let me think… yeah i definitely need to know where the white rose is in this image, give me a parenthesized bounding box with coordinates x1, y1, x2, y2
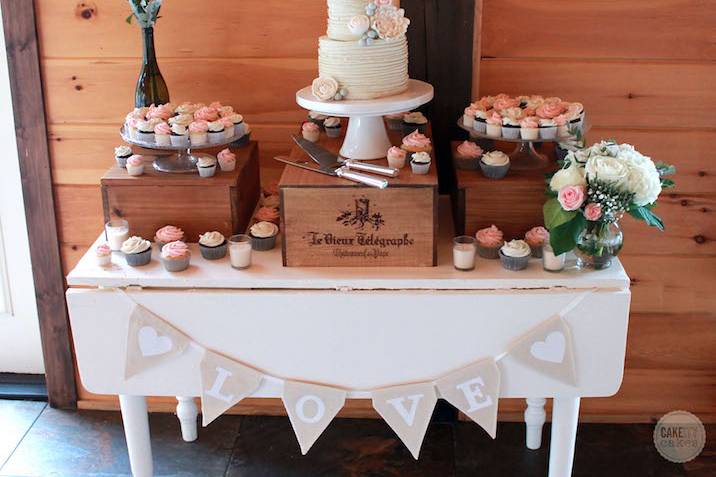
(311, 76, 339, 101)
(585, 154, 630, 186)
(347, 15, 371, 36)
(550, 161, 586, 192)
(625, 157, 662, 206)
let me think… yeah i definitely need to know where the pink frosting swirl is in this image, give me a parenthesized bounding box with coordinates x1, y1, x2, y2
(537, 102, 565, 119)
(525, 226, 549, 246)
(387, 146, 406, 161)
(154, 122, 171, 135)
(486, 111, 503, 125)
(476, 225, 504, 248)
(155, 225, 184, 243)
(217, 148, 236, 165)
(147, 104, 173, 121)
(302, 122, 320, 133)
(96, 243, 111, 256)
(464, 106, 478, 116)
(456, 140, 482, 158)
(520, 116, 539, 128)
(493, 97, 520, 111)
(194, 107, 219, 122)
(553, 114, 568, 126)
(189, 120, 209, 133)
(402, 130, 431, 148)
(208, 101, 223, 109)
(219, 116, 234, 129)
(255, 207, 280, 223)
(161, 241, 189, 259)
(127, 155, 143, 167)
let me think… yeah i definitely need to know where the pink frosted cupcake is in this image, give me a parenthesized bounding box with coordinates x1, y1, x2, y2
(455, 140, 483, 170)
(160, 241, 191, 272)
(194, 106, 219, 122)
(255, 206, 280, 225)
(217, 148, 237, 172)
(386, 146, 407, 169)
(147, 104, 173, 121)
(189, 120, 209, 146)
(554, 114, 569, 138)
(220, 117, 235, 139)
(154, 225, 185, 249)
(463, 105, 478, 128)
(525, 226, 550, 258)
(126, 155, 144, 176)
(520, 116, 539, 140)
(302, 122, 320, 142)
(475, 225, 504, 259)
(95, 243, 112, 267)
(154, 122, 171, 146)
(485, 111, 503, 138)
(401, 130, 432, 153)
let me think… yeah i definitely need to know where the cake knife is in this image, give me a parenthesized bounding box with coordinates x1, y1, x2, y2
(274, 156, 388, 189)
(291, 135, 399, 178)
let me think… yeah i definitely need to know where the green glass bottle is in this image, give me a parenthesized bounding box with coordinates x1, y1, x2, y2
(135, 26, 169, 107)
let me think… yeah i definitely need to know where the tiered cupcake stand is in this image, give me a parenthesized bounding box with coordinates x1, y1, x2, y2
(296, 79, 434, 160)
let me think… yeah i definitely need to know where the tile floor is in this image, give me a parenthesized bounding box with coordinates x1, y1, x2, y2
(0, 400, 712, 477)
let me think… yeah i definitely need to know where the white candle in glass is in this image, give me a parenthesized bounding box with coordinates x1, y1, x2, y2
(229, 234, 252, 270)
(105, 219, 129, 251)
(542, 243, 566, 272)
(453, 236, 477, 271)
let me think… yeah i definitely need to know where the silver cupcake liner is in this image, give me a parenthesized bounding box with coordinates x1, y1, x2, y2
(501, 126, 521, 139)
(530, 244, 544, 258)
(325, 127, 342, 138)
(124, 248, 152, 267)
(479, 161, 510, 179)
(161, 255, 190, 272)
(477, 244, 501, 260)
(499, 250, 530, 271)
(199, 242, 228, 260)
(251, 234, 277, 251)
(539, 127, 558, 140)
(473, 119, 487, 134)
(115, 156, 130, 168)
(170, 135, 190, 148)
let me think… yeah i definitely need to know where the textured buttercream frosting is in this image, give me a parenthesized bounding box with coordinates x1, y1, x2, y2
(327, 0, 371, 40)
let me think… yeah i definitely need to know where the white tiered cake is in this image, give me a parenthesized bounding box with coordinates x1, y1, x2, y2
(313, 0, 410, 101)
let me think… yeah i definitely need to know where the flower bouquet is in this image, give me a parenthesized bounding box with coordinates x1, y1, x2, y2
(543, 140, 675, 269)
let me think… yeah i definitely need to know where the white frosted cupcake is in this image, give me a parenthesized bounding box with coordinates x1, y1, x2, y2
(463, 106, 477, 128)
(169, 113, 193, 128)
(499, 240, 531, 271)
(539, 118, 558, 140)
(197, 156, 217, 178)
(199, 231, 227, 260)
(501, 117, 521, 139)
(473, 109, 488, 134)
(170, 124, 190, 148)
(410, 151, 432, 175)
(485, 111, 502, 138)
(208, 120, 226, 145)
(136, 120, 155, 143)
(479, 151, 510, 179)
(324, 117, 342, 138)
(250, 221, 279, 251)
(189, 121, 209, 146)
(126, 155, 145, 176)
(114, 145, 133, 168)
(386, 146, 407, 169)
(121, 236, 152, 267)
(154, 122, 171, 147)
(519, 116, 540, 140)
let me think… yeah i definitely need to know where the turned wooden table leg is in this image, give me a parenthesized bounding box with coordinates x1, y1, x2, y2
(119, 395, 153, 477)
(176, 396, 199, 442)
(524, 397, 547, 450)
(548, 397, 581, 477)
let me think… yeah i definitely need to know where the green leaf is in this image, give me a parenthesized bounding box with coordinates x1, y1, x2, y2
(661, 178, 675, 189)
(550, 214, 587, 256)
(656, 162, 676, 177)
(126, 14, 133, 24)
(543, 198, 577, 230)
(629, 205, 665, 231)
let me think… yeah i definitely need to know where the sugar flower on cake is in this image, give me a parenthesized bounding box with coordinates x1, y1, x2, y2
(372, 5, 410, 40)
(347, 15, 371, 36)
(312, 76, 340, 101)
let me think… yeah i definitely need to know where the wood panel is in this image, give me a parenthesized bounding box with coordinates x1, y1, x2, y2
(481, 0, 716, 61)
(480, 60, 716, 129)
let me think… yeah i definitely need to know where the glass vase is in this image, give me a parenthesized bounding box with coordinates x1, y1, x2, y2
(135, 27, 169, 107)
(575, 221, 624, 270)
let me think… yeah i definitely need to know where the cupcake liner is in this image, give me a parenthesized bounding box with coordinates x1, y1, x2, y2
(501, 126, 521, 139)
(326, 127, 341, 138)
(198, 165, 217, 178)
(219, 161, 236, 172)
(209, 132, 226, 145)
(387, 156, 406, 169)
(485, 124, 502, 138)
(190, 134, 208, 146)
(96, 255, 112, 267)
(200, 242, 228, 260)
(520, 128, 539, 141)
(170, 135, 190, 148)
(539, 126, 558, 140)
(411, 161, 431, 175)
(529, 244, 544, 258)
(477, 244, 501, 260)
(473, 120, 487, 134)
(127, 165, 144, 176)
(161, 255, 190, 272)
(115, 156, 129, 168)
(386, 118, 403, 131)
(251, 234, 277, 251)
(479, 161, 510, 179)
(224, 125, 235, 139)
(455, 155, 480, 170)
(499, 250, 530, 271)
(125, 248, 152, 267)
(136, 131, 154, 143)
(462, 115, 475, 128)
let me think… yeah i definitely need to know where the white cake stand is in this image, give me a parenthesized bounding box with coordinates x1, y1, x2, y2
(296, 79, 434, 160)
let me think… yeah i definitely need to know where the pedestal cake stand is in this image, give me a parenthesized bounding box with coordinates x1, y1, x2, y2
(120, 126, 250, 173)
(296, 79, 434, 160)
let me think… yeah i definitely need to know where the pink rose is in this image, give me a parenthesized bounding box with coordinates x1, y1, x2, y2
(376, 0, 394, 6)
(584, 203, 603, 221)
(558, 185, 586, 211)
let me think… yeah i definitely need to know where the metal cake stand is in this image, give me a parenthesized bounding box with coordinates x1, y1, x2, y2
(120, 126, 250, 173)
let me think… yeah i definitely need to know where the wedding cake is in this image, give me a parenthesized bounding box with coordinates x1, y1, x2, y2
(312, 0, 410, 101)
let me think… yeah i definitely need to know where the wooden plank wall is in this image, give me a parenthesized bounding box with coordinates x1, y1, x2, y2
(477, 0, 716, 422)
(35, 0, 715, 421)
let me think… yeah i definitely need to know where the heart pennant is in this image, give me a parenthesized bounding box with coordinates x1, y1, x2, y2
(508, 315, 577, 386)
(435, 358, 500, 438)
(125, 304, 191, 379)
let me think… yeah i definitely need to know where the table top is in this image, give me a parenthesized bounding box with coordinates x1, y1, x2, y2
(67, 197, 629, 291)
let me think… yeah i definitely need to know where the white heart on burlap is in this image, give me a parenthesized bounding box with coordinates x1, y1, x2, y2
(137, 326, 173, 357)
(530, 331, 566, 364)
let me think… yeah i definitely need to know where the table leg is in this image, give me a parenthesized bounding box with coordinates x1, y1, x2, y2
(119, 395, 154, 477)
(524, 398, 547, 450)
(176, 396, 199, 442)
(548, 397, 581, 477)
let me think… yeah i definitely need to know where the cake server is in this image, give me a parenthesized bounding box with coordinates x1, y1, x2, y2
(292, 136, 399, 178)
(274, 156, 389, 189)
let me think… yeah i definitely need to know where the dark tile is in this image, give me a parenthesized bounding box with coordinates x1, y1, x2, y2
(0, 400, 46, 468)
(683, 424, 715, 477)
(1, 407, 240, 477)
(227, 416, 455, 477)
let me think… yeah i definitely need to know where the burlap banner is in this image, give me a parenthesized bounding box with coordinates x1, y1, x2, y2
(282, 382, 347, 454)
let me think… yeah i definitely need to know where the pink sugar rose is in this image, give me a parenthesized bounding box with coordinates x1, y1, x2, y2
(584, 203, 603, 221)
(558, 185, 586, 211)
(376, 0, 394, 5)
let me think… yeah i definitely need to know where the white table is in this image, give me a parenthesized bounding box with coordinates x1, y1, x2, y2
(66, 200, 630, 477)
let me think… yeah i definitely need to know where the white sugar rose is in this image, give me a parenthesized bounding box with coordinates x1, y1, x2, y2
(550, 160, 586, 192)
(625, 155, 662, 206)
(311, 76, 339, 101)
(347, 15, 371, 36)
(585, 154, 630, 186)
(372, 6, 410, 40)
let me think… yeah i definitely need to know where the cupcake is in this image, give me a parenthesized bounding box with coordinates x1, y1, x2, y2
(217, 148, 237, 172)
(218, 105, 235, 117)
(126, 155, 145, 176)
(455, 140, 483, 170)
(160, 241, 191, 272)
(475, 225, 503, 259)
(169, 113, 194, 128)
(519, 116, 539, 141)
(263, 181, 280, 196)
(485, 111, 502, 138)
(539, 118, 558, 140)
(385, 112, 407, 130)
(199, 231, 227, 260)
(170, 124, 190, 148)
(480, 151, 510, 179)
(554, 114, 570, 138)
(154, 225, 184, 249)
(473, 109, 488, 134)
(255, 206, 280, 225)
(114, 145, 133, 168)
(525, 226, 550, 258)
(220, 117, 235, 139)
(302, 122, 321, 142)
(189, 120, 209, 146)
(250, 221, 279, 251)
(121, 236, 152, 267)
(401, 130, 432, 153)
(95, 243, 112, 267)
(125, 115, 140, 139)
(501, 117, 521, 139)
(197, 156, 217, 177)
(324, 117, 342, 138)
(499, 240, 531, 271)
(226, 113, 246, 137)
(194, 106, 219, 122)
(566, 102, 584, 130)
(387, 146, 407, 169)
(233, 123, 251, 146)
(208, 120, 226, 145)
(174, 102, 198, 116)
(148, 104, 172, 121)
(307, 111, 328, 129)
(463, 106, 477, 128)
(261, 194, 281, 208)
(154, 122, 172, 147)
(410, 152, 432, 175)
(136, 120, 155, 143)
(402, 112, 428, 136)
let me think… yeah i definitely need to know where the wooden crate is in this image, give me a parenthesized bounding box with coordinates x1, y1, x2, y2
(451, 141, 557, 240)
(101, 142, 260, 242)
(280, 127, 438, 267)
